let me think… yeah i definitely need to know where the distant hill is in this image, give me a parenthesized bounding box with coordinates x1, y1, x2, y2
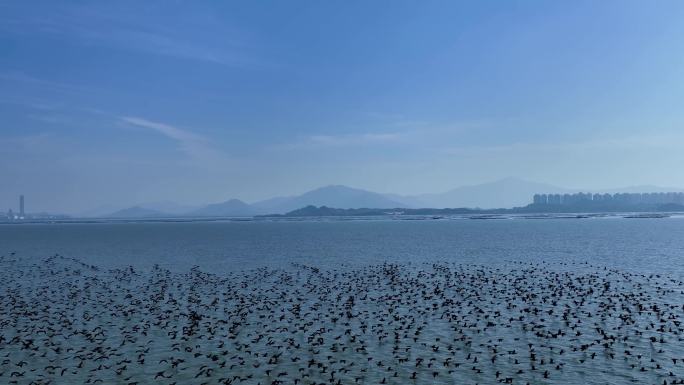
(190, 199, 255, 217)
(138, 201, 200, 214)
(107, 206, 167, 218)
(282, 205, 392, 217)
(380, 193, 427, 208)
(413, 177, 571, 209)
(88, 179, 684, 218)
(277, 205, 478, 217)
(596, 185, 684, 194)
(79, 204, 123, 218)
(251, 185, 407, 214)
(250, 196, 295, 213)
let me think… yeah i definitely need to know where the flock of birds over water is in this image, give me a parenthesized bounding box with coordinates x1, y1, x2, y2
(1, 253, 684, 384)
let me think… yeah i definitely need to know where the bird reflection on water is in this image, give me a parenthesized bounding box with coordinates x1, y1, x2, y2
(1, 254, 684, 384)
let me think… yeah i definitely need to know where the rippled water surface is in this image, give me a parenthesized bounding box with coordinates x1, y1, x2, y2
(1, 218, 684, 384)
(2, 218, 684, 273)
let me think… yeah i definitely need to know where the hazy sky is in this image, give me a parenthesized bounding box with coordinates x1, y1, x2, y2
(2, 1, 684, 213)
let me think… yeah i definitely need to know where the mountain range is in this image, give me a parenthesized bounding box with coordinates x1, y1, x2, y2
(97, 178, 684, 218)
(105, 185, 405, 218)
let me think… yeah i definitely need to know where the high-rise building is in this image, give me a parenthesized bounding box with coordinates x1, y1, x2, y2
(532, 192, 684, 206)
(533, 194, 547, 204)
(548, 194, 561, 204)
(19, 195, 24, 217)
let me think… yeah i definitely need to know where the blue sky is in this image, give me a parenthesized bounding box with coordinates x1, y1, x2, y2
(2, 1, 684, 213)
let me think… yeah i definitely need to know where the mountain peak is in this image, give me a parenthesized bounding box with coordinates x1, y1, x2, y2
(251, 185, 406, 213)
(96, 178, 684, 218)
(190, 198, 254, 217)
(311, 185, 363, 192)
(416, 178, 570, 209)
(107, 206, 166, 218)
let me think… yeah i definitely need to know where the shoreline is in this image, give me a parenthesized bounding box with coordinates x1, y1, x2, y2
(1, 211, 682, 225)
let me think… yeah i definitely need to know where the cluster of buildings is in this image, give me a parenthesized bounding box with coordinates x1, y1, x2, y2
(532, 192, 684, 206)
(2, 195, 26, 221)
(2, 195, 69, 222)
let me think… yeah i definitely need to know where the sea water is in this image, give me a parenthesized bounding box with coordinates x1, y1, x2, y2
(1, 217, 684, 384)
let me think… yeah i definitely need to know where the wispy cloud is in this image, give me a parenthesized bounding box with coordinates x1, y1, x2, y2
(440, 130, 684, 155)
(275, 120, 481, 151)
(0, 71, 101, 111)
(0, 71, 75, 89)
(307, 132, 405, 147)
(274, 131, 407, 151)
(0, 4, 255, 66)
(121, 117, 224, 162)
(0, 133, 55, 151)
(0, 71, 90, 97)
(74, 24, 249, 66)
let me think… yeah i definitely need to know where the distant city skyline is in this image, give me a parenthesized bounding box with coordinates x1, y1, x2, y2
(4, 178, 684, 216)
(533, 192, 684, 206)
(3, 1, 684, 213)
